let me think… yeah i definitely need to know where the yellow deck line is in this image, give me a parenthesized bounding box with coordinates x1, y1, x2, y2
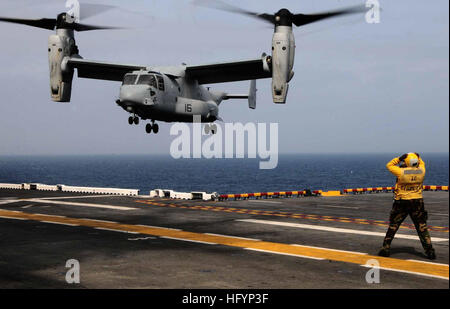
(0, 209, 448, 280)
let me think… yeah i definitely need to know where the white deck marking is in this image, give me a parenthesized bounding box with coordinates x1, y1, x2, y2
(245, 248, 325, 260)
(360, 264, 449, 280)
(237, 219, 449, 242)
(0, 215, 27, 220)
(406, 260, 449, 267)
(40, 221, 79, 227)
(160, 236, 218, 245)
(37, 214, 67, 218)
(26, 199, 136, 210)
(0, 200, 17, 205)
(291, 244, 368, 255)
(128, 236, 157, 241)
(83, 219, 117, 224)
(204, 233, 261, 241)
(135, 224, 181, 231)
(40, 195, 121, 200)
(95, 227, 139, 234)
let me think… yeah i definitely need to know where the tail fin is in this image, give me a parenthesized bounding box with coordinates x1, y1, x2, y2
(248, 80, 256, 109)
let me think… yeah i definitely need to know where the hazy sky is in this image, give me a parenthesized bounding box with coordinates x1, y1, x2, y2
(0, 0, 448, 155)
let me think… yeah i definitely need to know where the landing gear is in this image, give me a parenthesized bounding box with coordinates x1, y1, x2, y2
(145, 123, 152, 134)
(145, 121, 159, 134)
(128, 115, 139, 125)
(129, 114, 159, 134)
(204, 123, 217, 135)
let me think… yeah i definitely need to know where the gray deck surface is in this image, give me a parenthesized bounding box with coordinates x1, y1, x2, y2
(0, 189, 448, 288)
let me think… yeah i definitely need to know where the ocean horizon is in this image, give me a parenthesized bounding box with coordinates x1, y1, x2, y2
(0, 153, 448, 194)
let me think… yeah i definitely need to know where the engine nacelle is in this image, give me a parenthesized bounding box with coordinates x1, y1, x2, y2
(48, 29, 76, 102)
(271, 26, 295, 104)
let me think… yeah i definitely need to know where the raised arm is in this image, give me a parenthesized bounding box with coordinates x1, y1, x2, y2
(386, 157, 402, 177)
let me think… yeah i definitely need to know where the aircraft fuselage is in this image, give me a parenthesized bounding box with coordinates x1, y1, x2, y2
(117, 70, 220, 123)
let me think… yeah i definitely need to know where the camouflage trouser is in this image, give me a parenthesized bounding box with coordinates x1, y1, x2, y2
(382, 199, 433, 251)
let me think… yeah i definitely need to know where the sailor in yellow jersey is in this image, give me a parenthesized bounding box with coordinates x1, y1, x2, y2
(379, 153, 436, 259)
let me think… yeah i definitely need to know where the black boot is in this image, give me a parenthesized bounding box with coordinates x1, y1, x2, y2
(378, 246, 390, 257)
(425, 248, 436, 260)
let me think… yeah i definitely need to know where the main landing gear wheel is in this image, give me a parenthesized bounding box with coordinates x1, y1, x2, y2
(153, 123, 159, 134)
(145, 123, 152, 134)
(129, 116, 139, 125)
(145, 122, 159, 134)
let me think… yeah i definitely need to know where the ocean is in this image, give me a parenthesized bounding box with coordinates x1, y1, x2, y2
(0, 154, 448, 194)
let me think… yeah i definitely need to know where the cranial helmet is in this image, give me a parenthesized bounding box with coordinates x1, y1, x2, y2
(404, 153, 419, 167)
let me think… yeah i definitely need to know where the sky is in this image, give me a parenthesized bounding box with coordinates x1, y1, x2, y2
(0, 0, 448, 155)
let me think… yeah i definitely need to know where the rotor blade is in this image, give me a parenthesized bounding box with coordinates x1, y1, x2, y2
(0, 17, 56, 30)
(72, 23, 122, 32)
(292, 5, 367, 27)
(79, 3, 116, 20)
(192, 0, 274, 24)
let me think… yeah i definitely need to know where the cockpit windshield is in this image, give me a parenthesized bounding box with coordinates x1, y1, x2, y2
(122, 74, 137, 85)
(137, 74, 157, 88)
(156, 75, 165, 91)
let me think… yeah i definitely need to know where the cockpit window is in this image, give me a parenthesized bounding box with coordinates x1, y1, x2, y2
(156, 75, 165, 91)
(122, 74, 137, 85)
(137, 74, 157, 88)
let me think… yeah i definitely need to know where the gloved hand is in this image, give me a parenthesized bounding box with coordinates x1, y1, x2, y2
(399, 153, 408, 161)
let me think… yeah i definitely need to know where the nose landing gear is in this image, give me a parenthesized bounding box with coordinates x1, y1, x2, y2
(128, 115, 139, 125)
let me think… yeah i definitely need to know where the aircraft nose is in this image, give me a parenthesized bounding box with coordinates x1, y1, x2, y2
(119, 85, 150, 104)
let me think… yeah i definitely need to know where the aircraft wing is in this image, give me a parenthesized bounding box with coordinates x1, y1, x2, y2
(66, 58, 147, 82)
(185, 57, 271, 84)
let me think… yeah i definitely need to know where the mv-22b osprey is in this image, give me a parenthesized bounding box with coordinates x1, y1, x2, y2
(0, 2, 365, 134)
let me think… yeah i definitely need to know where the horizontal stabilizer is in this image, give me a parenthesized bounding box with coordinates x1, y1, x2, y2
(222, 80, 257, 109)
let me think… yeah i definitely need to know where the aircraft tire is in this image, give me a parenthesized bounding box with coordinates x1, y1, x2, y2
(146, 123, 152, 134)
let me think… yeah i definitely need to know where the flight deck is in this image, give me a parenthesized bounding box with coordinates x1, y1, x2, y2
(0, 188, 448, 288)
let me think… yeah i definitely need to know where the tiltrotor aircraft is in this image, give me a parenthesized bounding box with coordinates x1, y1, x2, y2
(0, 1, 365, 134)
